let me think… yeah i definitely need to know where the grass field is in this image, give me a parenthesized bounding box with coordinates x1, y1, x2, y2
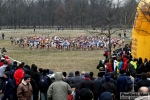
(0, 29, 132, 75)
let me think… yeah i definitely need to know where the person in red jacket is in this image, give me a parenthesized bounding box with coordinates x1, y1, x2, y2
(0, 58, 5, 66)
(122, 55, 128, 71)
(105, 60, 113, 72)
(5, 55, 10, 65)
(14, 63, 25, 85)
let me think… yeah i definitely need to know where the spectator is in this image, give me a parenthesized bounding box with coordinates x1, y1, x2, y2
(127, 60, 136, 77)
(38, 68, 43, 76)
(13, 64, 25, 85)
(116, 70, 127, 99)
(105, 59, 113, 72)
(0, 57, 5, 66)
(79, 73, 94, 92)
(2, 33, 5, 39)
(79, 88, 93, 100)
(81, 71, 85, 79)
(39, 69, 52, 100)
(17, 74, 32, 100)
(126, 71, 134, 92)
(96, 60, 105, 71)
(47, 72, 72, 100)
(138, 86, 149, 93)
(62, 71, 67, 80)
(30, 64, 40, 100)
(100, 76, 117, 98)
(135, 73, 150, 91)
(99, 92, 113, 100)
(65, 72, 74, 84)
(89, 72, 95, 81)
(93, 72, 103, 100)
(71, 71, 84, 100)
(68, 84, 76, 100)
(0, 71, 15, 100)
(0, 61, 7, 90)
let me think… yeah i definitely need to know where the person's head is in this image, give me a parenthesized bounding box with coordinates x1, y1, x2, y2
(75, 71, 80, 76)
(42, 69, 47, 75)
(70, 84, 76, 91)
(24, 74, 31, 83)
(62, 72, 67, 77)
(141, 73, 147, 80)
(68, 72, 74, 77)
(38, 68, 43, 73)
(84, 73, 90, 78)
(105, 76, 110, 82)
(100, 92, 113, 100)
(13, 61, 17, 66)
(138, 87, 149, 93)
(18, 63, 23, 68)
(54, 72, 63, 81)
(31, 64, 37, 71)
(81, 71, 85, 76)
(24, 65, 30, 70)
(21, 62, 25, 67)
(4, 71, 10, 79)
(90, 72, 94, 77)
(126, 71, 131, 76)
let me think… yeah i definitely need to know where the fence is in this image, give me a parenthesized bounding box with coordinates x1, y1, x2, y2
(0, 29, 132, 34)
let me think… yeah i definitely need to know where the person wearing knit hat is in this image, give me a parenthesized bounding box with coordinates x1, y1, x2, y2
(79, 73, 94, 93)
(100, 76, 117, 99)
(23, 74, 30, 81)
(0, 71, 15, 100)
(105, 76, 110, 82)
(100, 92, 113, 100)
(17, 74, 32, 100)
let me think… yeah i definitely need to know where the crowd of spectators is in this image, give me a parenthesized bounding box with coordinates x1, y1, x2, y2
(0, 42, 150, 100)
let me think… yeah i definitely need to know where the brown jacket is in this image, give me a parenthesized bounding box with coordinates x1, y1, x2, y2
(17, 79, 33, 100)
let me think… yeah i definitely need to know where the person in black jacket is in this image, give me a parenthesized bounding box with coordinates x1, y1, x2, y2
(100, 76, 117, 99)
(93, 72, 103, 100)
(30, 64, 40, 100)
(135, 72, 150, 92)
(0, 71, 15, 100)
(89, 72, 95, 81)
(39, 69, 52, 100)
(65, 72, 74, 84)
(71, 71, 84, 100)
(79, 73, 94, 92)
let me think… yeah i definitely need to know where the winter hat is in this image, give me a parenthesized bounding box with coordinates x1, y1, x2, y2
(68, 72, 74, 77)
(100, 92, 112, 100)
(84, 73, 90, 77)
(24, 74, 30, 80)
(4, 71, 10, 77)
(105, 76, 110, 82)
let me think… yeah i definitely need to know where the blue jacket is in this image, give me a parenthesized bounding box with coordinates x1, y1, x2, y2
(116, 74, 126, 93)
(2, 78, 15, 95)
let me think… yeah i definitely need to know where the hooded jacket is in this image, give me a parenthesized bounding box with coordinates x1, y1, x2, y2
(47, 72, 72, 100)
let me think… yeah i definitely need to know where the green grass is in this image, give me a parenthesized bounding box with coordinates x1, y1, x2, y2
(0, 29, 132, 75)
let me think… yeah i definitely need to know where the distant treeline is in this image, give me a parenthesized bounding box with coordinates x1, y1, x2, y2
(0, 0, 137, 29)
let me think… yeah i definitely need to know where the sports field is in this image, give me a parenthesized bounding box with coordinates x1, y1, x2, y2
(0, 29, 132, 75)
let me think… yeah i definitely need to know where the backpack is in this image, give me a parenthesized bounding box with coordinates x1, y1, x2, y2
(39, 76, 48, 87)
(125, 76, 133, 92)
